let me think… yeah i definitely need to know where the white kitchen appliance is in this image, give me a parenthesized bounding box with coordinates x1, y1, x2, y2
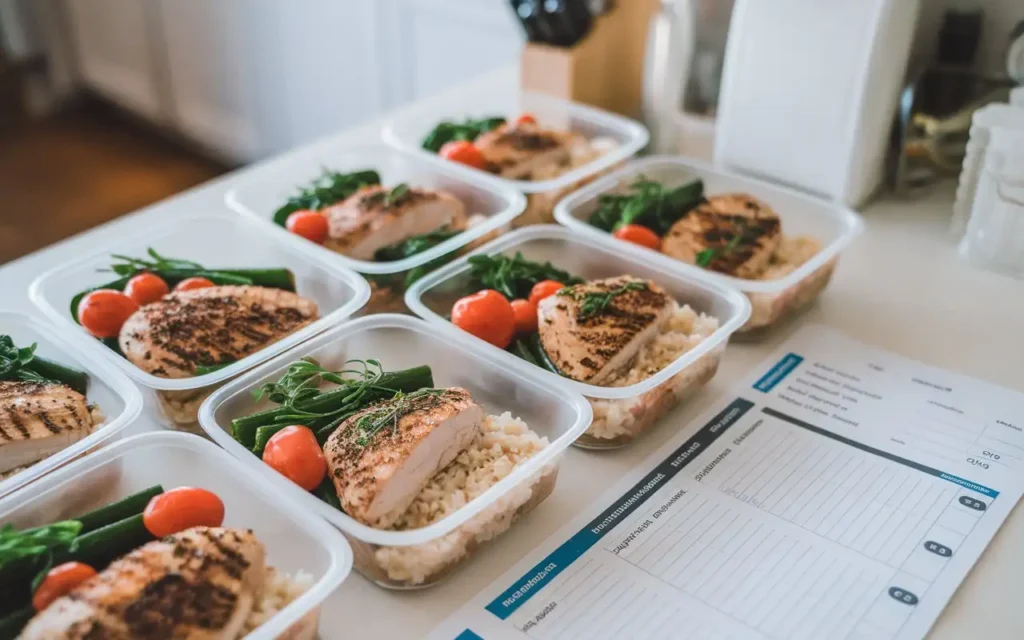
(713, 0, 921, 208)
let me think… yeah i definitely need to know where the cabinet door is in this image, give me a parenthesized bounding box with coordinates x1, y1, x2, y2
(380, 0, 523, 106)
(63, 0, 167, 121)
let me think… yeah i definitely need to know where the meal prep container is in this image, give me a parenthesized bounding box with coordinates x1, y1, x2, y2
(382, 89, 649, 224)
(0, 310, 142, 498)
(555, 156, 864, 335)
(405, 226, 751, 449)
(29, 213, 370, 431)
(0, 432, 353, 640)
(199, 314, 592, 589)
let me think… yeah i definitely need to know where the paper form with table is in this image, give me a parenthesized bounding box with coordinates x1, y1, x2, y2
(431, 325, 1024, 640)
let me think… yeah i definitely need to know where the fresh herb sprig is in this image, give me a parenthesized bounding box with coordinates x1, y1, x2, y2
(695, 219, 749, 268)
(351, 388, 447, 446)
(422, 117, 507, 153)
(468, 252, 583, 300)
(0, 521, 81, 568)
(0, 337, 53, 386)
(255, 358, 391, 414)
(273, 168, 381, 226)
(558, 280, 648, 320)
(362, 183, 412, 209)
(588, 177, 705, 235)
(106, 248, 203, 277)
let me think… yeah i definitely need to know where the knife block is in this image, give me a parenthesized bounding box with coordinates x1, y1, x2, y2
(520, 0, 657, 117)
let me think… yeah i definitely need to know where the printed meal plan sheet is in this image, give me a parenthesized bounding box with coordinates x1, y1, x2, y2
(430, 325, 1024, 640)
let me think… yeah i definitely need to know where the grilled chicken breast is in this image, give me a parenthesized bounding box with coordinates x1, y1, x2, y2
(0, 381, 92, 473)
(474, 122, 575, 179)
(119, 285, 318, 378)
(20, 527, 266, 640)
(322, 185, 467, 260)
(661, 193, 782, 279)
(324, 387, 483, 527)
(537, 276, 675, 385)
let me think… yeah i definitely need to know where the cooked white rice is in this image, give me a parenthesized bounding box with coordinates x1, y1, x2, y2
(241, 567, 315, 637)
(372, 412, 550, 585)
(586, 304, 721, 442)
(744, 235, 831, 331)
(759, 234, 823, 281)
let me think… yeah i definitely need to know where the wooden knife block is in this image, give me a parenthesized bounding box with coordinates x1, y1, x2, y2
(520, 0, 657, 117)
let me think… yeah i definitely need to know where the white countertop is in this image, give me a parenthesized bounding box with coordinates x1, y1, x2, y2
(3, 68, 1024, 639)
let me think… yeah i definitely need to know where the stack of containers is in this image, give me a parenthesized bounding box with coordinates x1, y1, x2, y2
(0, 311, 142, 499)
(29, 214, 371, 431)
(200, 314, 592, 588)
(0, 432, 353, 639)
(555, 156, 864, 335)
(226, 143, 528, 314)
(405, 226, 750, 449)
(382, 89, 650, 227)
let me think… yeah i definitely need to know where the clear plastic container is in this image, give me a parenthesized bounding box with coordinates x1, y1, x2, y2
(29, 213, 370, 430)
(382, 89, 649, 226)
(0, 310, 143, 498)
(555, 156, 864, 335)
(0, 432, 352, 640)
(199, 314, 591, 589)
(404, 226, 751, 449)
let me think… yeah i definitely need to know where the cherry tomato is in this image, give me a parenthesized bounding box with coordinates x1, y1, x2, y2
(439, 141, 487, 170)
(32, 562, 97, 611)
(262, 426, 326, 492)
(77, 290, 139, 338)
(514, 113, 537, 126)
(174, 277, 215, 292)
(285, 210, 329, 244)
(143, 487, 225, 538)
(451, 289, 516, 349)
(528, 280, 565, 307)
(613, 224, 661, 251)
(510, 299, 538, 334)
(124, 272, 169, 305)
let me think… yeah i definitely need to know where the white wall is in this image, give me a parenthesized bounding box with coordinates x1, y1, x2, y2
(913, 0, 1023, 73)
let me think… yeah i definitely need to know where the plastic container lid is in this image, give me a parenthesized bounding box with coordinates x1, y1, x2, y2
(29, 213, 370, 391)
(554, 155, 864, 294)
(0, 310, 143, 498)
(225, 143, 527, 275)
(405, 225, 751, 400)
(199, 314, 592, 547)
(382, 89, 650, 194)
(0, 431, 352, 639)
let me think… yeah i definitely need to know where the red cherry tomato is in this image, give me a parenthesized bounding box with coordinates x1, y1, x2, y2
(510, 299, 538, 334)
(174, 277, 215, 292)
(285, 210, 329, 244)
(77, 290, 138, 338)
(514, 113, 537, 126)
(451, 289, 516, 349)
(32, 562, 97, 611)
(143, 487, 225, 538)
(439, 141, 487, 170)
(124, 272, 169, 305)
(262, 426, 326, 492)
(528, 280, 565, 307)
(613, 224, 661, 251)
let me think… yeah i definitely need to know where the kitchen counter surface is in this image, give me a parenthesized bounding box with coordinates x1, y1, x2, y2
(3, 67, 1023, 639)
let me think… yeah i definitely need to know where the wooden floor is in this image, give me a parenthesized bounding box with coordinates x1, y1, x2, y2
(0, 101, 227, 264)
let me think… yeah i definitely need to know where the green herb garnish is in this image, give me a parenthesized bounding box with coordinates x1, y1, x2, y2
(351, 388, 447, 446)
(0, 521, 81, 568)
(694, 219, 749, 270)
(468, 252, 583, 300)
(0, 337, 54, 386)
(588, 176, 704, 235)
(272, 168, 381, 226)
(558, 280, 648, 320)
(106, 248, 204, 277)
(422, 117, 506, 153)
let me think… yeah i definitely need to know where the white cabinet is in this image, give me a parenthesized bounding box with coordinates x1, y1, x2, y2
(63, 0, 167, 121)
(379, 0, 523, 106)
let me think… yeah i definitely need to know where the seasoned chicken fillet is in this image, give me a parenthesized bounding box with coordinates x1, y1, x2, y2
(324, 387, 483, 527)
(537, 276, 675, 385)
(119, 285, 318, 378)
(20, 527, 266, 640)
(661, 193, 782, 279)
(0, 381, 92, 474)
(474, 122, 575, 179)
(322, 184, 467, 260)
